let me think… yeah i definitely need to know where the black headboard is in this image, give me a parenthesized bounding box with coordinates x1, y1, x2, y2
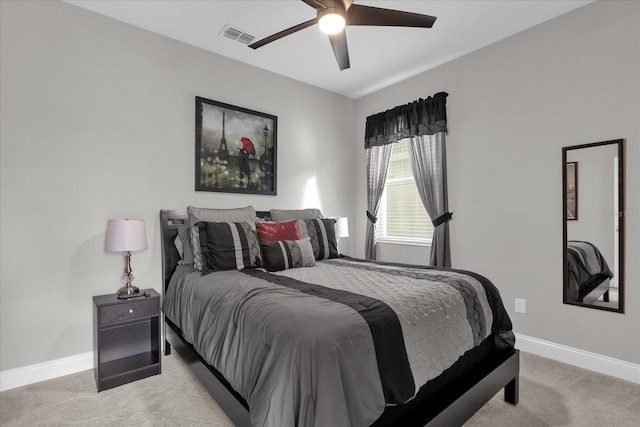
(159, 209, 188, 295)
(159, 209, 270, 297)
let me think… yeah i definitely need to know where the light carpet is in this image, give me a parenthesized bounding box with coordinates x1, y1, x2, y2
(1, 352, 638, 426)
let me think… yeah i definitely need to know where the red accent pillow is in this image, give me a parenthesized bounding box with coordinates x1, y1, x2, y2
(255, 220, 301, 243)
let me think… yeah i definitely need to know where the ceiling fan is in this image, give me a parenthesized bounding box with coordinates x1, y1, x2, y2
(248, 0, 437, 71)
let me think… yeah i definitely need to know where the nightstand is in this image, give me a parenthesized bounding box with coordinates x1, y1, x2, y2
(93, 289, 161, 391)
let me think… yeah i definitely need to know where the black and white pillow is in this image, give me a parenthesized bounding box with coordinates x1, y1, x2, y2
(261, 238, 316, 272)
(298, 218, 339, 260)
(197, 221, 262, 271)
(187, 206, 258, 270)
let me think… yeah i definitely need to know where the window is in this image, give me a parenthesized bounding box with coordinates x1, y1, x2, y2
(377, 141, 434, 244)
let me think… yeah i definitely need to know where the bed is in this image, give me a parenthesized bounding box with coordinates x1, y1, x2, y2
(160, 208, 519, 427)
(566, 240, 614, 304)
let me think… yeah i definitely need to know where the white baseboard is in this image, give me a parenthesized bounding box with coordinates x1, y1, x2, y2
(515, 333, 640, 384)
(1, 335, 638, 392)
(0, 351, 93, 392)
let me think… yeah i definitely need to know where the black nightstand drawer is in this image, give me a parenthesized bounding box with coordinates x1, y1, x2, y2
(100, 298, 158, 324)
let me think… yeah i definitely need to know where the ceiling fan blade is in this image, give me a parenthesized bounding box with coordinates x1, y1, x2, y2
(313, 0, 353, 11)
(328, 31, 350, 70)
(301, 0, 326, 9)
(346, 4, 436, 28)
(249, 18, 318, 49)
(340, 0, 354, 11)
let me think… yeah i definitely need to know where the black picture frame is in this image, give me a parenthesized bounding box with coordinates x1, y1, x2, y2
(565, 162, 578, 220)
(195, 97, 277, 195)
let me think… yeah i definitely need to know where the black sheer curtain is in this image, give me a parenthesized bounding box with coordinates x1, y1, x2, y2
(364, 92, 451, 267)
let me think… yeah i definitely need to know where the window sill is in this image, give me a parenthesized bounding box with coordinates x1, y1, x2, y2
(377, 238, 432, 247)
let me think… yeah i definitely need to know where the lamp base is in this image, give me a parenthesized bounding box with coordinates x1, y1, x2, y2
(117, 284, 141, 299)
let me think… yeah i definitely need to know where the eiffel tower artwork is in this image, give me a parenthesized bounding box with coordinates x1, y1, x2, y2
(218, 111, 229, 161)
(195, 97, 277, 195)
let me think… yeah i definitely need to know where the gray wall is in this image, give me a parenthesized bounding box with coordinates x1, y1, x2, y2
(0, 1, 356, 371)
(354, 1, 639, 364)
(1, 0, 638, 373)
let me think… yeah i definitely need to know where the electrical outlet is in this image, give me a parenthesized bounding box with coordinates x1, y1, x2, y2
(515, 298, 527, 314)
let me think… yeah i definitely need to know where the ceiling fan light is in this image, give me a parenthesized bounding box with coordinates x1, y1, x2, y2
(318, 9, 346, 35)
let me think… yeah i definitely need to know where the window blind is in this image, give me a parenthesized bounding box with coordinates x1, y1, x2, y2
(379, 142, 434, 242)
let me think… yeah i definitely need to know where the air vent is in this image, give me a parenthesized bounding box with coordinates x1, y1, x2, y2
(221, 24, 255, 45)
(237, 33, 255, 45)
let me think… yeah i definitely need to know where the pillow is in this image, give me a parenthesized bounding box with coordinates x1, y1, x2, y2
(255, 220, 301, 243)
(187, 206, 258, 270)
(197, 221, 262, 271)
(270, 208, 323, 222)
(173, 227, 194, 264)
(298, 218, 339, 260)
(261, 238, 316, 272)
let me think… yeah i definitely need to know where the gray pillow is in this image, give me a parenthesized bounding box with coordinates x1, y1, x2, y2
(270, 208, 323, 222)
(174, 226, 194, 265)
(187, 206, 257, 270)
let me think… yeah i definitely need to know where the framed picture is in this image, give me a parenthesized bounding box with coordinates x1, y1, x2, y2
(195, 97, 277, 195)
(566, 162, 578, 220)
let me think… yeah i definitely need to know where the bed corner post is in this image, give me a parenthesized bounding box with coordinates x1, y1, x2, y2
(504, 349, 520, 405)
(505, 376, 519, 405)
(164, 333, 172, 356)
(160, 209, 170, 356)
(160, 209, 189, 357)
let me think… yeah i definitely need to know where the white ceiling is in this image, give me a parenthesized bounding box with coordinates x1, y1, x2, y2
(65, 0, 592, 99)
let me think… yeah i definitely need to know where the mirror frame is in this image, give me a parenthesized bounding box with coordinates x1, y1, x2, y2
(562, 139, 625, 313)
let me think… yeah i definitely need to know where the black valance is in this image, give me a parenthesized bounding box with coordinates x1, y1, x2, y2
(364, 92, 448, 149)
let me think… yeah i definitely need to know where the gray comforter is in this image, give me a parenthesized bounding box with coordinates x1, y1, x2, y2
(163, 257, 514, 427)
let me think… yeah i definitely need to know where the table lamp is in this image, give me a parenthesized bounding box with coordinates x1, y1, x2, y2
(105, 219, 148, 298)
(334, 217, 349, 239)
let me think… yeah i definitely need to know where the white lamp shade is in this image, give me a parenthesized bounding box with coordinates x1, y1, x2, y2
(105, 219, 148, 252)
(334, 217, 349, 238)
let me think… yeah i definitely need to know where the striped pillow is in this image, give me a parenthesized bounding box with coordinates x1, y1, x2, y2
(261, 238, 316, 272)
(197, 221, 262, 271)
(298, 218, 339, 260)
(187, 206, 258, 270)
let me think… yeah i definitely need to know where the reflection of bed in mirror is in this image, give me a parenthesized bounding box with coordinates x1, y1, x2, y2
(566, 240, 613, 304)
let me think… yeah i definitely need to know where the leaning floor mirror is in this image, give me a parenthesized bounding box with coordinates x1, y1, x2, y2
(562, 139, 625, 313)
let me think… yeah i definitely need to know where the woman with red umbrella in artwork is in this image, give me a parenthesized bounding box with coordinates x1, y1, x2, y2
(238, 137, 255, 188)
